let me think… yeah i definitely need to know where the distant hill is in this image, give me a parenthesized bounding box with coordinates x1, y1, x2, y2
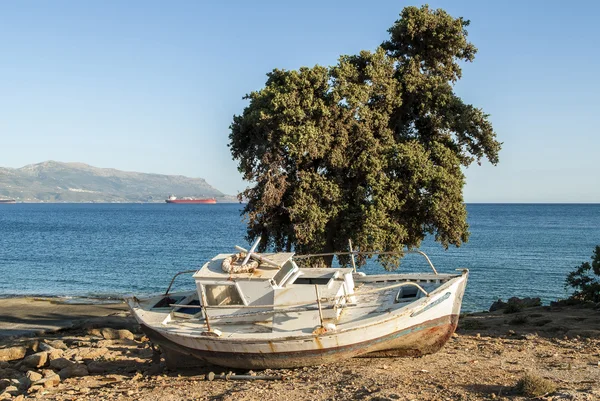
(0, 161, 236, 203)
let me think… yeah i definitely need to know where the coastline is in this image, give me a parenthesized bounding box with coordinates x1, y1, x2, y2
(0, 297, 129, 339)
(0, 297, 598, 400)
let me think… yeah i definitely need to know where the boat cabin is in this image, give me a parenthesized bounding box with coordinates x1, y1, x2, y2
(170, 253, 356, 326)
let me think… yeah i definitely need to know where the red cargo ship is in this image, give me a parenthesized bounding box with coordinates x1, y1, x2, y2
(165, 196, 216, 204)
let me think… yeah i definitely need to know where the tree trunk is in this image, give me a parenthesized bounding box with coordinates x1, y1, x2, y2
(322, 220, 336, 267)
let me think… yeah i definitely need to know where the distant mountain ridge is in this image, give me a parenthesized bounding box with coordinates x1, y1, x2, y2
(0, 161, 234, 203)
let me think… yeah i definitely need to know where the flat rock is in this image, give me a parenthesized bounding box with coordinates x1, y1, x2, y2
(59, 364, 88, 379)
(97, 328, 135, 340)
(85, 361, 107, 374)
(37, 343, 53, 353)
(97, 339, 138, 347)
(33, 374, 60, 389)
(27, 384, 43, 394)
(44, 340, 68, 351)
(0, 347, 27, 362)
(49, 357, 74, 370)
(25, 371, 42, 382)
(565, 329, 600, 339)
(65, 347, 108, 360)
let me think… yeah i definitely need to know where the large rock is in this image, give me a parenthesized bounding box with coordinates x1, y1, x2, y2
(3, 384, 19, 396)
(12, 376, 29, 392)
(0, 347, 27, 362)
(489, 297, 541, 312)
(24, 340, 39, 353)
(0, 368, 22, 380)
(33, 374, 60, 389)
(59, 364, 88, 379)
(22, 352, 48, 369)
(48, 349, 64, 362)
(0, 379, 9, 390)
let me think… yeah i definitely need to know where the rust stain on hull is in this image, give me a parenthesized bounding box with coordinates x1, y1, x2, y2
(140, 314, 459, 370)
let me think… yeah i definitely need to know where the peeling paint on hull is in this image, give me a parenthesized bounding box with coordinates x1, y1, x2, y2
(141, 314, 459, 369)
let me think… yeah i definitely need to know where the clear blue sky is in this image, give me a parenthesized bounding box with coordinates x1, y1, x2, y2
(1, 0, 598, 202)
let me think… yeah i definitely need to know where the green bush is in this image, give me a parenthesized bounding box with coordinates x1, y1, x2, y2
(565, 245, 600, 303)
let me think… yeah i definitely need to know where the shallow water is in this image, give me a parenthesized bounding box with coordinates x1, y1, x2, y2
(0, 203, 598, 311)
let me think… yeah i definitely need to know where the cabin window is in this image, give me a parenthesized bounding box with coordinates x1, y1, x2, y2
(203, 284, 244, 306)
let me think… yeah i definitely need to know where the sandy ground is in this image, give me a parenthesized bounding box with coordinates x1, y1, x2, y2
(0, 297, 599, 400)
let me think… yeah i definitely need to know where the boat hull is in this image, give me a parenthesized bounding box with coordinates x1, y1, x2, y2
(140, 314, 458, 369)
(165, 199, 216, 204)
(128, 273, 467, 369)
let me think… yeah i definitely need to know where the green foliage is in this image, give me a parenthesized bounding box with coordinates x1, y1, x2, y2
(565, 245, 600, 303)
(229, 5, 501, 269)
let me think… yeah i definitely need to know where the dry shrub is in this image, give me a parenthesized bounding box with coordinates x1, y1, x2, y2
(508, 315, 528, 325)
(459, 319, 488, 331)
(514, 373, 556, 397)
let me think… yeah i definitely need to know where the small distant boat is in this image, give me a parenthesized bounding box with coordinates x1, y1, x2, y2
(165, 195, 216, 204)
(0, 199, 16, 204)
(126, 240, 468, 369)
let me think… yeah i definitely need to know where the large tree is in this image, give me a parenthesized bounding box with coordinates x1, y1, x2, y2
(229, 5, 501, 269)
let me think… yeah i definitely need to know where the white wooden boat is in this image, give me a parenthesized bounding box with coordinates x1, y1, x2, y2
(125, 243, 468, 369)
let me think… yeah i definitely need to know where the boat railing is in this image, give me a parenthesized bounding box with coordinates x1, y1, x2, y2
(169, 281, 430, 313)
(166, 279, 435, 335)
(293, 250, 438, 275)
(164, 270, 197, 296)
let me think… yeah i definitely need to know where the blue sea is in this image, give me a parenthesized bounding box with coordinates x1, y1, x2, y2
(0, 203, 599, 312)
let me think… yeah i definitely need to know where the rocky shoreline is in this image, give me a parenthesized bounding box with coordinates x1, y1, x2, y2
(1, 298, 599, 400)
